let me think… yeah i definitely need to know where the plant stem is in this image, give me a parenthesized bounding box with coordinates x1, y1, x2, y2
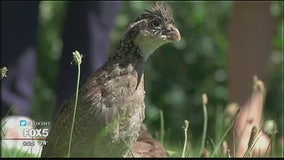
(182, 120, 189, 158)
(68, 61, 81, 157)
(160, 110, 164, 145)
(199, 94, 208, 156)
(211, 108, 240, 157)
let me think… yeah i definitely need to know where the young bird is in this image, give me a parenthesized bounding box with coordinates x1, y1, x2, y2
(41, 2, 180, 157)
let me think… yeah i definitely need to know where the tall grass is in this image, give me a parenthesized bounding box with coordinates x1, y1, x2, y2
(67, 51, 83, 157)
(182, 120, 189, 157)
(211, 106, 240, 157)
(199, 93, 208, 156)
(159, 110, 165, 145)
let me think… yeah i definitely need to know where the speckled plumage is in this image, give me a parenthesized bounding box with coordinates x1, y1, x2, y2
(132, 124, 167, 157)
(41, 2, 180, 157)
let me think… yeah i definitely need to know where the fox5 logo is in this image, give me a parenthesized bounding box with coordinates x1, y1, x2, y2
(23, 128, 49, 137)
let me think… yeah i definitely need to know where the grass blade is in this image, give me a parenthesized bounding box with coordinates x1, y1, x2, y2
(199, 94, 208, 156)
(67, 51, 82, 157)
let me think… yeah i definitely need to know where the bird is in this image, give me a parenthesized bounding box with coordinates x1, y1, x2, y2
(132, 124, 167, 157)
(41, 1, 180, 157)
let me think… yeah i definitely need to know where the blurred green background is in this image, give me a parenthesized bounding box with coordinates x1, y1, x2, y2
(30, 1, 282, 156)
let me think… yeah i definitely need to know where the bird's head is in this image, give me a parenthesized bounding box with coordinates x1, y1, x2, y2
(127, 2, 181, 60)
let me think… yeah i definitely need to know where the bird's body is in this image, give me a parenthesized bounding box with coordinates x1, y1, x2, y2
(42, 53, 145, 157)
(41, 2, 180, 157)
(132, 124, 167, 157)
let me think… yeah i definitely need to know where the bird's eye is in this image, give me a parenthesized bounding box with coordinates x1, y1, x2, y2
(150, 19, 160, 28)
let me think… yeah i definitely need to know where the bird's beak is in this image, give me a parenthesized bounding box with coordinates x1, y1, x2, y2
(166, 24, 181, 42)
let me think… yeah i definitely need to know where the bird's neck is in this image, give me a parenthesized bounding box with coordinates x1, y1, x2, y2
(109, 28, 164, 62)
(109, 36, 144, 62)
(107, 35, 145, 90)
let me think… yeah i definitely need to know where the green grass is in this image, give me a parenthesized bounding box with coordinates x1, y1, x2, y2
(199, 94, 208, 156)
(182, 120, 189, 157)
(1, 146, 38, 158)
(1, 98, 281, 158)
(67, 51, 83, 157)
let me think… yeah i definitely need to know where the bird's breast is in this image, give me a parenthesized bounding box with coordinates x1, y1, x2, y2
(85, 62, 146, 156)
